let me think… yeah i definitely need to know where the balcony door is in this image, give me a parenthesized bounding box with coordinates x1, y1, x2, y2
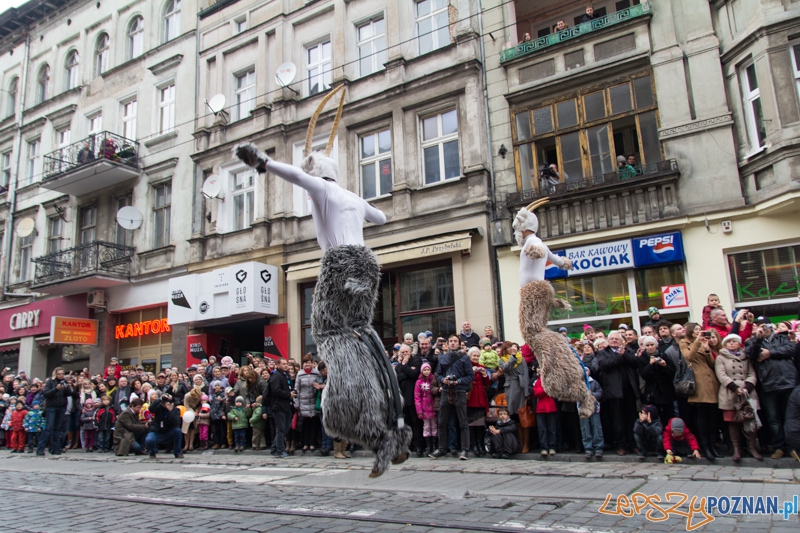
(79, 205, 97, 270)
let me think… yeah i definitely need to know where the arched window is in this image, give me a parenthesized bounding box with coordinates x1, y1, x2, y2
(5, 77, 17, 117)
(163, 0, 181, 43)
(95, 33, 109, 77)
(65, 51, 79, 91)
(128, 16, 144, 59)
(37, 65, 50, 103)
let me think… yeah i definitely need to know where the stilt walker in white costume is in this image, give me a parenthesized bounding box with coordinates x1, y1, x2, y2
(234, 85, 411, 477)
(514, 199, 596, 419)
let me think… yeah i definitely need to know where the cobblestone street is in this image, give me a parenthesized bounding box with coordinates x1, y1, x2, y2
(0, 451, 798, 532)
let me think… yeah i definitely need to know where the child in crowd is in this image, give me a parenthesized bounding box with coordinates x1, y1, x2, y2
(488, 407, 519, 459)
(209, 381, 227, 449)
(249, 395, 266, 450)
(701, 293, 721, 329)
(229, 396, 251, 453)
(414, 362, 440, 456)
(198, 401, 211, 450)
(662, 417, 702, 464)
(579, 368, 604, 460)
(479, 339, 500, 370)
(95, 396, 115, 453)
(633, 404, 663, 460)
(533, 375, 557, 457)
(225, 386, 237, 448)
(10, 400, 27, 453)
(80, 398, 98, 452)
(22, 400, 45, 453)
(0, 394, 9, 448)
(1, 394, 11, 447)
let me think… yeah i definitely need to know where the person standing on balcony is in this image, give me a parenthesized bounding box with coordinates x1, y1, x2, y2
(579, 5, 599, 24)
(553, 20, 568, 33)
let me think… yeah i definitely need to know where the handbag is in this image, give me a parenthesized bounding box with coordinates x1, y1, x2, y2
(733, 395, 755, 423)
(673, 353, 696, 397)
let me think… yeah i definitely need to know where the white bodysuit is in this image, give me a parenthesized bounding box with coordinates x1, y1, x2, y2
(264, 159, 386, 251)
(519, 233, 569, 287)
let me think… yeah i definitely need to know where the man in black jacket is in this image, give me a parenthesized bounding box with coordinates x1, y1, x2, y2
(746, 323, 798, 458)
(418, 337, 439, 372)
(595, 332, 640, 455)
(37, 367, 78, 456)
(144, 393, 183, 459)
(430, 335, 474, 460)
(268, 358, 295, 458)
(458, 322, 481, 349)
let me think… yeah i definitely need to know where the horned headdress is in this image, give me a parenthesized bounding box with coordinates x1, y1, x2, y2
(302, 84, 346, 183)
(512, 198, 549, 247)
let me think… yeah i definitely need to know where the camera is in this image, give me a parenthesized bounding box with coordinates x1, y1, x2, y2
(539, 163, 557, 179)
(701, 331, 712, 338)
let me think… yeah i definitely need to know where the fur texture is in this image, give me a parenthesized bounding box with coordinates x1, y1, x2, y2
(519, 280, 596, 418)
(303, 153, 339, 183)
(512, 207, 539, 246)
(314, 245, 411, 476)
(234, 143, 268, 169)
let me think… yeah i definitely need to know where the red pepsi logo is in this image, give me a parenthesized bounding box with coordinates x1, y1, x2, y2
(653, 242, 674, 254)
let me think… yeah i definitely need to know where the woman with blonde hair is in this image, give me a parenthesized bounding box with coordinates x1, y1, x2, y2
(165, 371, 188, 406)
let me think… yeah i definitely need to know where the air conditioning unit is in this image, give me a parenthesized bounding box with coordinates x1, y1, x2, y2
(87, 290, 106, 308)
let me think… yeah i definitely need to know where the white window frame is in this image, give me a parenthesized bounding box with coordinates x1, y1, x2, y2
(292, 135, 337, 216)
(65, 51, 79, 91)
(87, 112, 103, 136)
(234, 17, 247, 34)
(740, 59, 766, 153)
(95, 33, 109, 77)
(420, 109, 460, 185)
(26, 138, 41, 185)
(415, 0, 450, 55)
(230, 168, 255, 231)
(791, 42, 800, 104)
(163, 0, 181, 43)
(359, 129, 392, 199)
(356, 16, 387, 77)
(5, 77, 16, 118)
(158, 83, 175, 134)
(233, 69, 255, 122)
(56, 127, 71, 166)
(153, 182, 171, 248)
(37, 64, 49, 103)
(128, 16, 144, 60)
(48, 215, 64, 254)
(79, 205, 97, 244)
(1, 151, 11, 190)
(306, 39, 332, 97)
(18, 233, 34, 282)
(121, 99, 137, 140)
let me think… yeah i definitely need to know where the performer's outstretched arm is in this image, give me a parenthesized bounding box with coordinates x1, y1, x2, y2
(235, 143, 325, 196)
(364, 203, 387, 225)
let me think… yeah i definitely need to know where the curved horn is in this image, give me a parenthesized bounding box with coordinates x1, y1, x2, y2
(526, 197, 550, 212)
(304, 84, 345, 157)
(324, 87, 346, 157)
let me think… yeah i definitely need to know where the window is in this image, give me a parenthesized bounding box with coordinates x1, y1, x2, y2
(235, 18, 247, 34)
(513, 74, 660, 192)
(792, 43, 800, 102)
(729, 245, 800, 303)
(48, 216, 64, 254)
(37, 65, 50, 103)
(163, 0, 181, 43)
(233, 70, 255, 122)
(122, 99, 137, 140)
(26, 138, 40, 185)
(306, 40, 331, 96)
(740, 60, 766, 151)
(116, 194, 133, 247)
(95, 33, 109, 77)
(360, 129, 392, 199)
(231, 169, 255, 231)
(56, 127, 71, 166)
(159, 84, 175, 133)
(65, 51, 79, 91)
(128, 16, 144, 59)
(18, 233, 34, 282)
(421, 109, 460, 184)
(79, 205, 97, 244)
(357, 17, 387, 77)
(1, 151, 11, 190)
(153, 183, 171, 248)
(5, 77, 16, 118)
(118, 307, 172, 369)
(416, 0, 450, 55)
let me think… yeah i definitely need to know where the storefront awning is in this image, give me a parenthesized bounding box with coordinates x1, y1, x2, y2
(285, 232, 473, 281)
(35, 336, 54, 347)
(0, 341, 20, 353)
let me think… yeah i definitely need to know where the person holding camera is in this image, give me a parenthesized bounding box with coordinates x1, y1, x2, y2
(145, 392, 183, 459)
(36, 367, 78, 456)
(683, 325, 722, 460)
(429, 335, 474, 460)
(538, 163, 561, 191)
(268, 358, 295, 458)
(636, 336, 676, 427)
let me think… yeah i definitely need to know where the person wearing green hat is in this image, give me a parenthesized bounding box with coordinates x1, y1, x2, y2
(478, 338, 500, 370)
(645, 307, 661, 329)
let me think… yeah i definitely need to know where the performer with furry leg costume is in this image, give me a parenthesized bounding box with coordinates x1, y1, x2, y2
(234, 85, 411, 477)
(513, 200, 596, 419)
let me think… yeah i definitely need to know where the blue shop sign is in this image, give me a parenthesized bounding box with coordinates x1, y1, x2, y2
(544, 231, 684, 280)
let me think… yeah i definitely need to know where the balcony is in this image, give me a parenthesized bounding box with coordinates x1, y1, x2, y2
(501, 2, 651, 63)
(32, 241, 135, 295)
(42, 132, 139, 196)
(506, 159, 681, 239)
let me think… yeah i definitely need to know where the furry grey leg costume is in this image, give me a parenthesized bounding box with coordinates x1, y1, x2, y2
(313, 245, 412, 477)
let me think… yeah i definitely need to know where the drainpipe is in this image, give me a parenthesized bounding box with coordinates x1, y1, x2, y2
(3, 32, 36, 299)
(476, 0, 505, 337)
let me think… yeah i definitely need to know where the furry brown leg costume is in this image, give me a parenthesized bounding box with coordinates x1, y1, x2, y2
(313, 245, 412, 477)
(519, 280, 596, 418)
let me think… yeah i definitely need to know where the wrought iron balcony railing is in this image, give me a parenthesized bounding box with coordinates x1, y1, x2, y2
(507, 158, 679, 206)
(43, 131, 139, 180)
(500, 2, 651, 63)
(32, 241, 135, 286)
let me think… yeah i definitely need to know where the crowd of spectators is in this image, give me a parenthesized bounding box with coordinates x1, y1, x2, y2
(2, 302, 800, 465)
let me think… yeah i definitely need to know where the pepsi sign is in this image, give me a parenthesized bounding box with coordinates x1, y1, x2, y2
(633, 232, 684, 267)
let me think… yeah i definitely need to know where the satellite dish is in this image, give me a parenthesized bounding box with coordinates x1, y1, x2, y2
(275, 62, 297, 88)
(16, 217, 35, 237)
(116, 206, 143, 230)
(202, 175, 223, 199)
(206, 93, 226, 115)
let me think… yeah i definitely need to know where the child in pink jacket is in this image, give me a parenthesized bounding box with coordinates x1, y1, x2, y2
(414, 363, 440, 456)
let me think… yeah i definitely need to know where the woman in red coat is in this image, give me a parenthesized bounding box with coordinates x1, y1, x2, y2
(467, 347, 491, 456)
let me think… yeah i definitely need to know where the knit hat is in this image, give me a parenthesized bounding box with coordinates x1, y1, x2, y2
(618, 324, 628, 330)
(722, 333, 742, 345)
(404, 333, 414, 341)
(558, 327, 568, 333)
(425, 331, 433, 338)
(418, 332, 428, 341)
(201, 402, 211, 412)
(221, 356, 234, 366)
(670, 417, 685, 435)
(210, 380, 222, 390)
(235, 396, 245, 404)
(32, 399, 41, 407)
(479, 338, 491, 347)
(393, 344, 401, 351)
(201, 394, 209, 401)
(583, 324, 593, 332)
(225, 386, 233, 394)
(648, 307, 660, 317)
(420, 363, 431, 373)
(641, 404, 659, 421)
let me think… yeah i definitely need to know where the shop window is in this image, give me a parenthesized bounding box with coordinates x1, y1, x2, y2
(550, 270, 631, 321)
(117, 307, 172, 372)
(729, 245, 800, 303)
(635, 265, 686, 312)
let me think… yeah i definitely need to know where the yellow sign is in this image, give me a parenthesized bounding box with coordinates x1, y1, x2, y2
(50, 316, 99, 345)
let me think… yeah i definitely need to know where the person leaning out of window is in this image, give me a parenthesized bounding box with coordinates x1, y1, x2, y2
(579, 5, 599, 24)
(617, 155, 636, 179)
